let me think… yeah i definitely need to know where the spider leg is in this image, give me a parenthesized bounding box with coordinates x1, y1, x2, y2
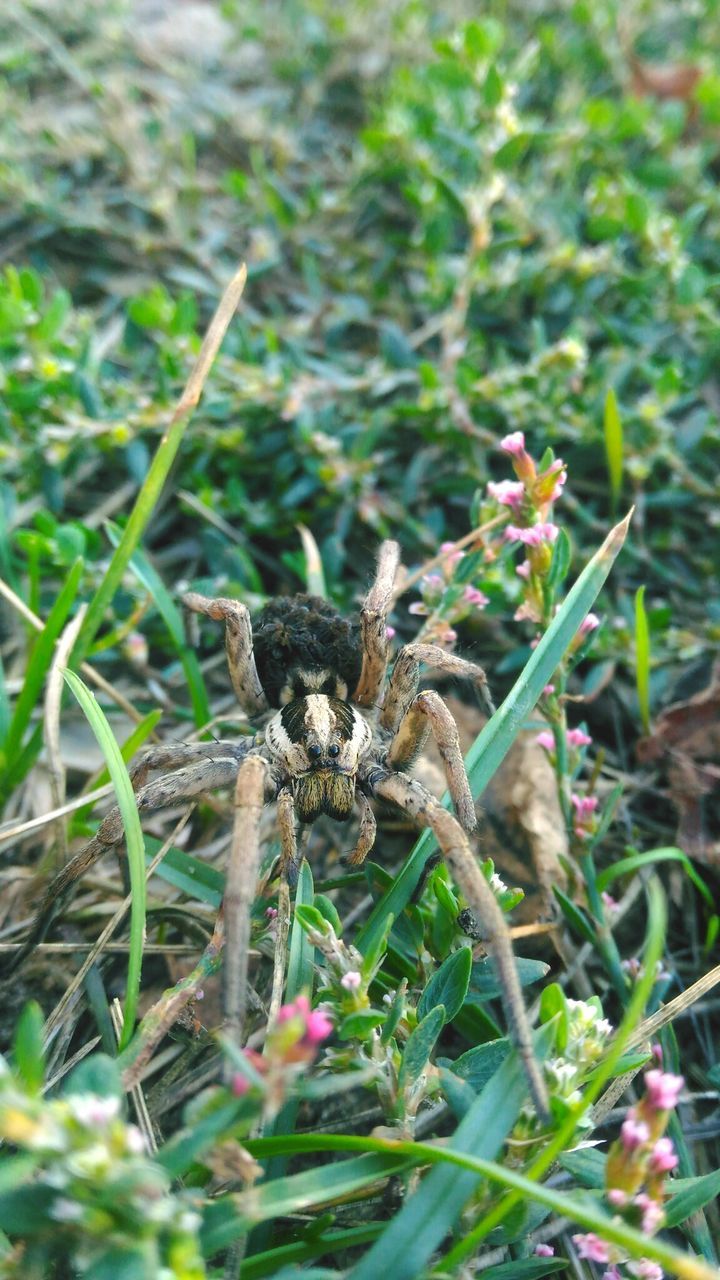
(130, 740, 250, 789)
(223, 754, 272, 1058)
(388, 689, 476, 832)
(276, 785, 301, 884)
(183, 592, 269, 719)
(360, 765, 550, 1120)
(8, 754, 246, 975)
(381, 641, 493, 734)
(352, 541, 401, 708)
(344, 789, 377, 867)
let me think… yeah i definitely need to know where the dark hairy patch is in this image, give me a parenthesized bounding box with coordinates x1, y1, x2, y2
(253, 595, 362, 706)
(294, 771, 355, 823)
(279, 698, 309, 743)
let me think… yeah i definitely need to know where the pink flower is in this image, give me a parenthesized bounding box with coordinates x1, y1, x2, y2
(231, 1072, 250, 1097)
(648, 1137, 678, 1175)
(579, 612, 600, 636)
(603, 1268, 623, 1280)
(516, 559, 531, 580)
(265, 907, 278, 920)
(567, 728, 592, 748)
(440, 541, 465, 566)
(571, 794, 599, 820)
(635, 1193, 665, 1234)
(463, 585, 489, 608)
(621, 1112, 650, 1152)
(536, 731, 555, 752)
(505, 522, 559, 546)
(543, 684, 555, 695)
(628, 1260, 663, 1280)
(602, 891, 618, 913)
(422, 573, 444, 593)
(276, 994, 333, 1046)
(386, 625, 396, 639)
(438, 627, 458, 645)
(487, 479, 526, 511)
(534, 1245, 555, 1257)
(500, 431, 526, 455)
(341, 970, 362, 991)
(607, 1188, 629, 1208)
(573, 1233, 611, 1263)
(644, 1069, 684, 1112)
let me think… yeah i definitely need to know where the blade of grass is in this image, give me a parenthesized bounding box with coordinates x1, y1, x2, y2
(296, 524, 327, 597)
(0, 558, 83, 799)
(604, 386, 623, 511)
(106, 523, 211, 728)
(62, 669, 146, 1051)
(635, 584, 651, 733)
(597, 847, 712, 905)
(75, 263, 247, 661)
(357, 510, 633, 954)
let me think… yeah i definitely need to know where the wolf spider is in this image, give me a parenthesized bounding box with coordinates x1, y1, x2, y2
(17, 542, 548, 1115)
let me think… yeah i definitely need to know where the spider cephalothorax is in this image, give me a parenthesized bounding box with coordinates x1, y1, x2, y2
(15, 541, 549, 1117)
(265, 694, 372, 823)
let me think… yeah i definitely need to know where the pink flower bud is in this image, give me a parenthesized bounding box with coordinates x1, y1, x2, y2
(265, 907, 278, 920)
(341, 970, 362, 991)
(628, 1261, 663, 1280)
(500, 431, 526, 455)
(534, 1245, 555, 1257)
(386, 625, 396, 639)
(567, 728, 592, 748)
(463, 584, 489, 608)
(644, 1069, 684, 1112)
(635, 1193, 665, 1234)
(440, 541, 465, 566)
(573, 1233, 611, 1263)
(231, 1073, 250, 1097)
(621, 1112, 650, 1151)
(607, 1189, 629, 1208)
(487, 479, 526, 511)
(543, 684, 555, 695)
(648, 1137, 678, 1175)
(536, 731, 555, 752)
(579, 612, 600, 636)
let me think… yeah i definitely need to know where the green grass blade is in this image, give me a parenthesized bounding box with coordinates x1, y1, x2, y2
(75, 265, 247, 660)
(106, 523, 211, 728)
(635, 584, 651, 733)
(286, 860, 315, 1000)
(604, 386, 623, 510)
(356, 511, 633, 954)
(297, 524, 327, 597)
(62, 669, 146, 1050)
(1, 559, 83, 798)
(597, 847, 712, 905)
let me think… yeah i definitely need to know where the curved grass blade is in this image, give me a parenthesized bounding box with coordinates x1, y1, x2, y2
(597, 847, 712, 906)
(357, 511, 633, 954)
(106, 523, 211, 728)
(296, 524, 327, 598)
(62, 669, 146, 1050)
(76, 264, 247, 660)
(635, 584, 651, 733)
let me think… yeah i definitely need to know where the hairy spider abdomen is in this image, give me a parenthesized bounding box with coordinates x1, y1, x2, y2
(294, 770, 356, 823)
(253, 595, 362, 704)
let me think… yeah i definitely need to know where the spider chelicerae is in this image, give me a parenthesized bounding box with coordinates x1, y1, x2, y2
(19, 541, 548, 1115)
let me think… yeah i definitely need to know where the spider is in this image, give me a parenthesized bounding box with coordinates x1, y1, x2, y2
(16, 542, 548, 1116)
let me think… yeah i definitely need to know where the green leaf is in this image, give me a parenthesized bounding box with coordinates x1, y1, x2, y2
(313, 894, 342, 936)
(13, 1002, 45, 1094)
(546, 528, 571, 591)
(201, 1153, 411, 1253)
(604, 387, 623, 509)
(559, 1147, 606, 1188)
(664, 1168, 720, 1229)
(439, 1038, 511, 1093)
(539, 983, 569, 1052)
(481, 1261, 568, 1280)
(635, 585, 651, 733)
(552, 886, 596, 945)
(417, 946, 472, 1023)
(469, 957, 549, 1000)
(398, 1005, 446, 1090)
(84, 1249, 154, 1280)
(144, 839, 223, 905)
(597, 847, 712, 907)
(286, 861, 315, 1000)
(64, 1053, 122, 1098)
(63, 670, 146, 1049)
(356, 513, 632, 956)
(338, 1010, 386, 1040)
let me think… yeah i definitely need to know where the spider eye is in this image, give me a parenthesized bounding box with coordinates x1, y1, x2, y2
(308, 744, 322, 760)
(328, 744, 340, 758)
